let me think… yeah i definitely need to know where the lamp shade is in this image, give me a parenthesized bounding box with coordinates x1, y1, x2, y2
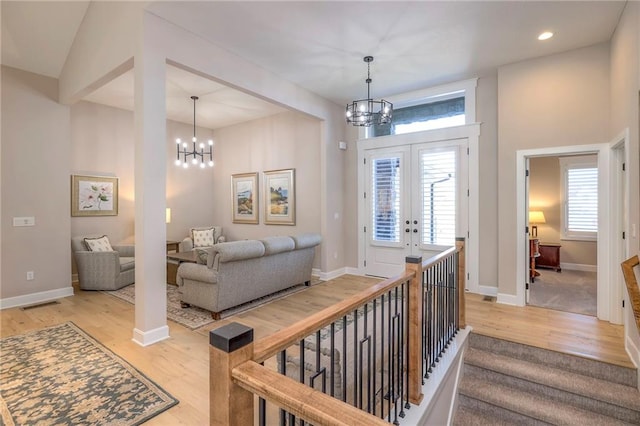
(166, 208, 171, 224)
(529, 210, 546, 224)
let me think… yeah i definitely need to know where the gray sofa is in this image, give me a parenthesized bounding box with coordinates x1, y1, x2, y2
(176, 233, 321, 318)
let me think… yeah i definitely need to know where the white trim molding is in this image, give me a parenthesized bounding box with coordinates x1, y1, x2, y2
(560, 263, 597, 272)
(516, 143, 614, 323)
(0, 287, 74, 310)
(132, 325, 170, 347)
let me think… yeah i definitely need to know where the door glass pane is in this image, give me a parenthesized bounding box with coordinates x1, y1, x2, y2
(372, 157, 401, 242)
(421, 149, 456, 246)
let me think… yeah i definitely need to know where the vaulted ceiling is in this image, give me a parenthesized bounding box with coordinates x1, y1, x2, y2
(1, 1, 627, 129)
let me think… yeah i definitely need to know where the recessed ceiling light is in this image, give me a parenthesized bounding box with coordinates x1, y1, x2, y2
(538, 31, 554, 41)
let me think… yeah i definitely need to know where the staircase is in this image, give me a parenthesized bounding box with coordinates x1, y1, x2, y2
(454, 333, 640, 425)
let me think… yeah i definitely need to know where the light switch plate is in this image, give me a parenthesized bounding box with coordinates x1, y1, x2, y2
(13, 217, 35, 227)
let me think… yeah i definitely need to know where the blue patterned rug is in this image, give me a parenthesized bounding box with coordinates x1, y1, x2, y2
(0, 322, 178, 425)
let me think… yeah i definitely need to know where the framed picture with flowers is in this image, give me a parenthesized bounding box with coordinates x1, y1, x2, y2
(71, 174, 118, 216)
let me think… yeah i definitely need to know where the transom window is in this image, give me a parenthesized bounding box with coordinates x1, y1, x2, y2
(365, 78, 477, 139)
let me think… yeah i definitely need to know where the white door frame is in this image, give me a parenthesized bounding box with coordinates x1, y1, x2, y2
(610, 128, 629, 325)
(516, 141, 623, 323)
(357, 124, 480, 292)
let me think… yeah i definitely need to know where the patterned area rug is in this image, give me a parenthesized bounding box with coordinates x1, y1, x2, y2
(106, 280, 322, 330)
(0, 322, 178, 425)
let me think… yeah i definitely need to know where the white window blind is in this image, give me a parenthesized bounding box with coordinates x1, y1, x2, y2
(372, 157, 401, 242)
(421, 149, 456, 246)
(561, 156, 598, 240)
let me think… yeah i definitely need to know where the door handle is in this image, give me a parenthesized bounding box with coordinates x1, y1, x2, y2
(413, 229, 418, 233)
(405, 220, 410, 225)
(405, 228, 411, 233)
(413, 220, 418, 225)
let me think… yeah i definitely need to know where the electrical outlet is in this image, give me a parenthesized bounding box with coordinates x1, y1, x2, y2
(26, 271, 34, 281)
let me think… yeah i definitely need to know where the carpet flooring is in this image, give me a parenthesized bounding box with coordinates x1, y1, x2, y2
(529, 269, 597, 316)
(0, 322, 178, 425)
(105, 279, 322, 330)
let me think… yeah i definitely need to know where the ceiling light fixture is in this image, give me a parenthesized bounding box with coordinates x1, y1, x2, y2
(175, 96, 214, 169)
(538, 31, 554, 41)
(346, 56, 392, 127)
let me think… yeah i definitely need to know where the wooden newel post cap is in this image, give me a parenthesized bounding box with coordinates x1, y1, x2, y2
(209, 322, 253, 353)
(405, 256, 422, 264)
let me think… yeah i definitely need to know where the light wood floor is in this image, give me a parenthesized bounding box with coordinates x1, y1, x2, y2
(0, 275, 634, 425)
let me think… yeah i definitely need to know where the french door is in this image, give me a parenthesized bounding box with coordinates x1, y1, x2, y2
(364, 140, 468, 278)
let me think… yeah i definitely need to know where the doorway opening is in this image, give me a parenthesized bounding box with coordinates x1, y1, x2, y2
(517, 137, 626, 324)
(527, 155, 598, 316)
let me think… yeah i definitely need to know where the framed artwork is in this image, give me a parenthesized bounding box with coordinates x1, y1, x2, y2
(71, 174, 118, 217)
(231, 172, 259, 224)
(264, 168, 295, 225)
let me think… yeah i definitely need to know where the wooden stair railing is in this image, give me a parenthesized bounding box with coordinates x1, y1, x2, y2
(621, 254, 640, 332)
(210, 239, 466, 426)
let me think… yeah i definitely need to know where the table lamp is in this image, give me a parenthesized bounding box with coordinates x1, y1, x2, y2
(529, 210, 546, 238)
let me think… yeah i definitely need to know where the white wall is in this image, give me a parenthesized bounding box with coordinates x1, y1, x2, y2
(609, 1, 640, 367)
(476, 74, 499, 287)
(210, 111, 322, 257)
(529, 156, 598, 267)
(166, 119, 215, 242)
(497, 43, 611, 296)
(70, 100, 216, 269)
(1, 66, 72, 299)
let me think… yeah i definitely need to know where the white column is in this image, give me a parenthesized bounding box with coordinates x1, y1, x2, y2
(132, 16, 168, 346)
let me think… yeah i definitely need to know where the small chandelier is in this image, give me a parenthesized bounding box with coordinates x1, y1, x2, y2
(346, 56, 392, 127)
(175, 96, 214, 169)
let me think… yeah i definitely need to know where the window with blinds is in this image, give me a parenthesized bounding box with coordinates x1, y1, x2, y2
(421, 149, 456, 247)
(560, 156, 598, 240)
(372, 157, 401, 242)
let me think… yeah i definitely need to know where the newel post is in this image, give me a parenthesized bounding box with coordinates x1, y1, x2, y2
(210, 322, 254, 426)
(406, 255, 424, 405)
(456, 237, 466, 329)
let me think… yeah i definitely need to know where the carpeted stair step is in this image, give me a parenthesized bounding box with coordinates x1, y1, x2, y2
(452, 402, 548, 426)
(454, 394, 551, 425)
(464, 347, 640, 423)
(454, 333, 639, 425)
(468, 333, 637, 387)
(457, 375, 632, 426)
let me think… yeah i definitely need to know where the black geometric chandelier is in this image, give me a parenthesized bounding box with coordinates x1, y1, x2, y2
(175, 96, 214, 169)
(345, 56, 393, 127)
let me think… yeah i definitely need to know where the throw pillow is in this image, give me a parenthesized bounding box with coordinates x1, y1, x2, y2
(195, 248, 209, 265)
(191, 228, 215, 248)
(84, 235, 113, 252)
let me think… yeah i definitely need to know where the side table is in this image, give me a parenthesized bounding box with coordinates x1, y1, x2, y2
(167, 251, 198, 285)
(166, 240, 180, 254)
(537, 243, 562, 272)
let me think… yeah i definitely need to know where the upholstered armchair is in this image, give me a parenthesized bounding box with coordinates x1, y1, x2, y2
(180, 226, 225, 251)
(71, 235, 135, 291)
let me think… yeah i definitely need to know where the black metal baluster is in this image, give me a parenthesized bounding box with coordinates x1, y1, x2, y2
(342, 315, 347, 403)
(330, 322, 336, 397)
(353, 307, 359, 406)
(278, 350, 286, 426)
(298, 338, 305, 426)
(372, 298, 378, 416)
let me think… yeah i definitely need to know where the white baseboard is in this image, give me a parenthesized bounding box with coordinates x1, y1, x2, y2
(0, 286, 75, 310)
(400, 326, 471, 425)
(477, 285, 498, 297)
(497, 292, 521, 306)
(625, 333, 640, 371)
(132, 325, 170, 347)
(560, 262, 597, 272)
(317, 267, 347, 281)
(316, 267, 368, 281)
